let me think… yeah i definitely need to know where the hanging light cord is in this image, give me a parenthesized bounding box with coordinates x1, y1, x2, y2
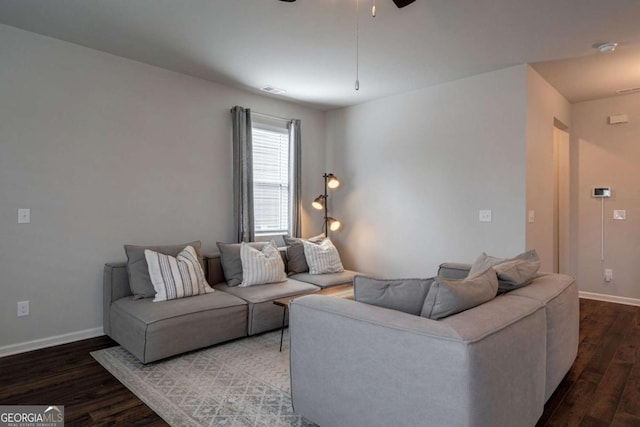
(355, 0, 360, 91)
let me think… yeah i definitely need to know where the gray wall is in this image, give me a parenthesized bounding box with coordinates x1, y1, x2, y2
(5, 20, 636, 353)
(325, 65, 528, 277)
(571, 93, 640, 300)
(0, 24, 326, 349)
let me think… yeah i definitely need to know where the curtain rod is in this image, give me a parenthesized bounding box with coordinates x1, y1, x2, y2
(231, 106, 297, 123)
(252, 111, 292, 122)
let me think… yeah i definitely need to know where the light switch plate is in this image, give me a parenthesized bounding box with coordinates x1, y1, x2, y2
(17, 300, 29, 317)
(18, 208, 30, 224)
(613, 210, 626, 220)
(528, 210, 535, 223)
(479, 210, 492, 223)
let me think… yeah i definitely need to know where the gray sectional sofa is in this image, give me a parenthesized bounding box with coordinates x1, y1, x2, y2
(289, 265, 579, 427)
(103, 251, 358, 363)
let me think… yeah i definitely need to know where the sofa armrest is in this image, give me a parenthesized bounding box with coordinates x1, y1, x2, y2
(103, 262, 132, 336)
(289, 295, 546, 427)
(438, 262, 472, 279)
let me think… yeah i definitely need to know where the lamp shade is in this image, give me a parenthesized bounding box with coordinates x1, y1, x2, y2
(312, 195, 325, 210)
(326, 174, 340, 189)
(327, 217, 341, 231)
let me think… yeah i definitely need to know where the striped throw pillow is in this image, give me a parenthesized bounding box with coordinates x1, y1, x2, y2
(302, 238, 344, 275)
(145, 245, 214, 302)
(239, 241, 287, 287)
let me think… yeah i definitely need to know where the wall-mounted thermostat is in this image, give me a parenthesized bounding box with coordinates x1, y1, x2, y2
(592, 187, 611, 198)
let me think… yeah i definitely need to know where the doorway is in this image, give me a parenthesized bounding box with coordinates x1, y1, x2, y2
(553, 121, 570, 274)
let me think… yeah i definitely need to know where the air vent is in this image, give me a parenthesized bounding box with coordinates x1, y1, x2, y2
(261, 86, 287, 95)
(616, 87, 640, 95)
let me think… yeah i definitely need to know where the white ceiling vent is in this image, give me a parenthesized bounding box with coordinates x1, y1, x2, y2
(260, 86, 287, 95)
(608, 114, 629, 125)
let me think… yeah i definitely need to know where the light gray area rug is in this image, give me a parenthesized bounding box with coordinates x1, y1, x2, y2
(91, 331, 316, 427)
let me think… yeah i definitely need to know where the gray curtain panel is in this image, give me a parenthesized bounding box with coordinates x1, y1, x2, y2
(289, 119, 302, 238)
(231, 106, 255, 243)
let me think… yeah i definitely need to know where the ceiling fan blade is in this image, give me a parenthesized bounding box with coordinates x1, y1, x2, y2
(392, 0, 416, 7)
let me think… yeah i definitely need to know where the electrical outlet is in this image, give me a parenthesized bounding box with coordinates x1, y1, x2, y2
(604, 269, 613, 283)
(528, 210, 535, 223)
(18, 208, 30, 224)
(613, 210, 626, 220)
(17, 300, 29, 317)
(479, 210, 492, 223)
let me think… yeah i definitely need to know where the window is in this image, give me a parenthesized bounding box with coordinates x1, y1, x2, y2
(252, 115, 291, 235)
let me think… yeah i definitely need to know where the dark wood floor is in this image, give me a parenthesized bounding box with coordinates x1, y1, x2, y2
(0, 335, 167, 426)
(1, 298, 639, 426)
(537, 298, 640, 427)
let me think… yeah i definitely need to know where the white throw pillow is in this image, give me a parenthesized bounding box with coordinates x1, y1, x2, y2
(145, 245, 214, 302)
(239, 241, 287, 287)
(302, 238, 344, 275)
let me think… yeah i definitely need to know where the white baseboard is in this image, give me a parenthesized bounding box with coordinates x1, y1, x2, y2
(579, 291, 640, 307)
(0, 327, 104, 358)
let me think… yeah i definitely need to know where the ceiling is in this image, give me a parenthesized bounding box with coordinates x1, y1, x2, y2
(0, 0, 639, 110)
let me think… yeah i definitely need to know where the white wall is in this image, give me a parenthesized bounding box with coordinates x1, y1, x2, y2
(325, 65, 529, 277)
(571, 93, 640, 300)
(0, 24, 326, 350)
(525, 67, 571, 272)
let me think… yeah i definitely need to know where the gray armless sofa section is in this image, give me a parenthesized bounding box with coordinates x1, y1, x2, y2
(103, 252, 358, 363)
(289, 268, 578, 427)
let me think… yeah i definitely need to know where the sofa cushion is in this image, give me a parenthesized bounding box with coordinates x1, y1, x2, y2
(111, 290, 247, 325)
(469, 250, 541, 292)
(302, 238, 344, 275)
(239, 241, 287, 287)
(509, 273, 579, 401)
(508, 273, 575, 304)
(216, 242, 267, 286)
(421, 268, 499, 320)
(283, 234, 324, 275)
(290, 270, 358, 289)
(110, 291, 248, 363)
(145, 245, 214, 302)
(124, 241, 203, 299)
(214, 279, 319, 304)
(354, 276, 434, 316)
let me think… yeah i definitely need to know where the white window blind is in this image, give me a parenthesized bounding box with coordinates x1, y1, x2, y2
(252, 119, 290, 235)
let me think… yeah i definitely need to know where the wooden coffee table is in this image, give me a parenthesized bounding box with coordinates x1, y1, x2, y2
(273, 284, 354, 351)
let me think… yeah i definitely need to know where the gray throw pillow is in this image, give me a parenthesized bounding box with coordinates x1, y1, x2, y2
(124, 241, 203, 299)
(493, 250, 541, 290)
(469, 250, 541, 291)
(283, 236, 308, 275)
(420, 267, 498, 320)
(468, 253, 504, 277)
(216, 242, 267, 286)
(437, 263, 472, 280)
(283, 234, 324, 275)
(354, 276, 435, 316)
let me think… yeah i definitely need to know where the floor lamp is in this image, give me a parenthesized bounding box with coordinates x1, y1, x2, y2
(312, 173, 342, 236)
